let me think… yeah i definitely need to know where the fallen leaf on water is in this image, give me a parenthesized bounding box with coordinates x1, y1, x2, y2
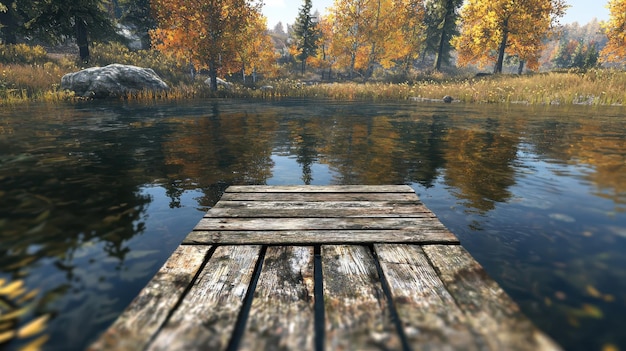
(581, 304, 603, 319)
(18, 334, 49, 351)
(0, 330, 15, 343)
(17, 315, 49, 338)
(586, 285, 602, 298)
(0, 280, 24, 295)
(602, 343, 619, 351)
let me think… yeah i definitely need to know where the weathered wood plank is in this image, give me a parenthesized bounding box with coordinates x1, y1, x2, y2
(194, 217, 450, 231)
(322, 245, 402, 350)
(206, 202, 435, 218)
(226, 185, 415, 193)
(213, 200, 428, 210)
(88, 245, 210, 351)
(423, 245, 562, 351)
(239, 246, 315, 351)
(220, 192, 419, 202)
(146, 245, 262, 351)
(374, 244, 478, 350)
(184, 229, 459, 245)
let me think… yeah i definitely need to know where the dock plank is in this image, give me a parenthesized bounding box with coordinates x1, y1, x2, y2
(184, 229, 459, 245)
(194, 217, 450, 231)
(374, 244, 478, 350)
(147, 245, 261, 351)
(87, 245, 210, 351)
(322, 245, 402, 350)
(423, 245, 562, 351)
(240, 246, 315, 351)
(226, 185, 415, 193)
(90, 185, 560, 351)
(207, 201, 435, 218)
(220, 192, 418, 202)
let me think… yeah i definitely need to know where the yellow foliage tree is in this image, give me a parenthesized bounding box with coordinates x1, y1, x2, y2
(453, 0, 567, 73)
(150, 0, 273, 89)
(601, 0, 626, 63)
(325, 0, 425, 79)
(310, 16, 338, 79)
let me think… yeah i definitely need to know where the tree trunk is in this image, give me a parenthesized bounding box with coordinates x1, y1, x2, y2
(301, 59, 306, 75)
(435, 0, 454, 71)
(517, 60, 525, 75)
(0, 8, 18, 44)
(494, 19, 509, 74)
(75, 17, 90, 62)
(209, 62, 218, 91)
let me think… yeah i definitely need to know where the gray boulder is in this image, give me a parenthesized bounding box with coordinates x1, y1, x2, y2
(61, 64, 169, 98)
(204, 77, 233, 89)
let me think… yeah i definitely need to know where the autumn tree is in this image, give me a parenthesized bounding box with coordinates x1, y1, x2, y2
(395, 0, 427, 73)
(327, 0, 416, 78)
(328, 0, 369, 78)
(151, 0, 270, 90)
(601, 0, 626, 63)
(310, 15, 338, 79)
(453, 0, 567, 73)
(235, 13, 278, 82)
(292, 0, 320, 74)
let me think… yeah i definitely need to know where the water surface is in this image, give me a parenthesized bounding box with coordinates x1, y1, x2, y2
(0, 100, 624, 351)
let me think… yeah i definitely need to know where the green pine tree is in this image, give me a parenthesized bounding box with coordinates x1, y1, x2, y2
(293, 0, 320, 74)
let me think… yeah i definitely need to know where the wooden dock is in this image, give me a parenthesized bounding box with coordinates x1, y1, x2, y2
(89, 185, 560, 351)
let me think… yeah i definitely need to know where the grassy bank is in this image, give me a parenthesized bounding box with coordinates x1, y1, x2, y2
(2, 43, 626, 105)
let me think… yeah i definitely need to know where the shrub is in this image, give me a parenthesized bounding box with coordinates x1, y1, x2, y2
(0, 44, 48, 64)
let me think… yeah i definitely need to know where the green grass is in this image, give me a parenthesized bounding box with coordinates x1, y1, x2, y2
(2, 42, 626, 106)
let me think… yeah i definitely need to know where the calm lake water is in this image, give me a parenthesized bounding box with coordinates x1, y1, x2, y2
(0, 99, 624, 351)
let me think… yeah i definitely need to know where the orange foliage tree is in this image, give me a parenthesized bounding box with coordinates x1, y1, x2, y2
(324, 0, 426, 79)
(601, 0, 626, 63)
(150, 0, 274, 89)
(453, 0, 567, 73)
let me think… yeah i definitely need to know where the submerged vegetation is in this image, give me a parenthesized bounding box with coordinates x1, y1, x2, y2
(1, 42, 626, 106)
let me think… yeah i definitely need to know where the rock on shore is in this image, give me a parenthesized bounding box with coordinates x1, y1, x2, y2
(61, 64, 169, 98)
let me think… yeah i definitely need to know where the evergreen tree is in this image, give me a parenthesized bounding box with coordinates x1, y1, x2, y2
(119, 0, 155, 48)
(293, 0, 320, 74)
(26, 0, 119, 61)
(0, 0, 28, 44)
(424, 0, 462, 71)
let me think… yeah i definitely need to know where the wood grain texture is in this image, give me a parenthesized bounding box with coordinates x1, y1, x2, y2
(239, 246, 315, 351)
(184, 229, 459, 245)
(87, 245, 210, 351)
(226, 185, 415, 193)
(220, 192, 419, 202)
(207, 201, 435, 218)
(374, 244, 478, 350)
(194, 217, 450, 231)
(322, 245, 402, 350)
(423, 245, 562, 351)
(147, 245, 262, 351)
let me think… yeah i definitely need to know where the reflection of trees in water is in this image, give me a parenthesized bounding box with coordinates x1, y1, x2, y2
(161, 105, 276, 206)
(442, 118, 519, 213)
(0, 110, 159, 349)
(527, 119, 626, 210)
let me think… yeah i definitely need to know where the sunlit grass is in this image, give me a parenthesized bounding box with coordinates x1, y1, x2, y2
(1, 42, 626, 106)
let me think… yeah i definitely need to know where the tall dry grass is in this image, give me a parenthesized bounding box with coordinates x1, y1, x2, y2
(1, 42, 625, 106)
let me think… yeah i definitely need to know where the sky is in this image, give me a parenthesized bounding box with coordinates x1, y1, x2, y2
(261, 0, 610, 30)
